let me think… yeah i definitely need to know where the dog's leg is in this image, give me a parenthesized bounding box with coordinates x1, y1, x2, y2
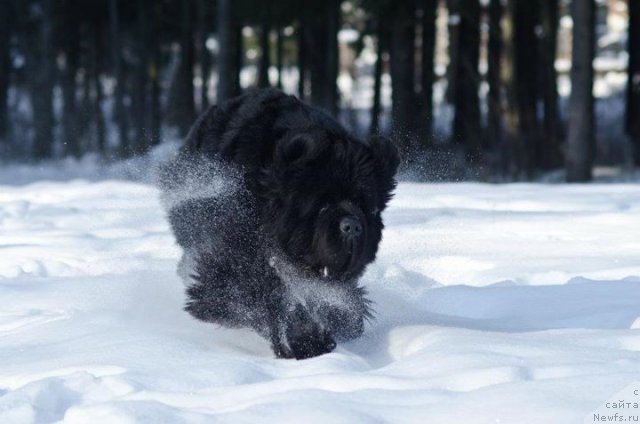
(267, 286, 337, 360)
(265, 258, 371, 358)
(185, 251, 276, 334)
(319, 284, 371, 342)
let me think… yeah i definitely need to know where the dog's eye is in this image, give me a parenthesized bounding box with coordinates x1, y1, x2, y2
(319, 205, 330, 215)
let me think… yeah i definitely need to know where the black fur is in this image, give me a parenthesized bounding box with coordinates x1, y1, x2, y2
(159, 89, 399, 359)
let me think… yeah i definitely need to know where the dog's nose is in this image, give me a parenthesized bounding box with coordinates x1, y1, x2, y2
(339, 216, 362, 237)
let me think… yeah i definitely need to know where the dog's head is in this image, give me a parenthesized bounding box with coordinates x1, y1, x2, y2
(259, 128, 399, 283)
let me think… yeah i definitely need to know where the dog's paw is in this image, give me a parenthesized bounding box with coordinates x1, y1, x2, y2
(272, 305, 336, 360)
(325, 307, 365, 342)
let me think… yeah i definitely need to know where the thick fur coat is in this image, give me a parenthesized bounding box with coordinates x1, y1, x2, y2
(160, 89, 399, 359)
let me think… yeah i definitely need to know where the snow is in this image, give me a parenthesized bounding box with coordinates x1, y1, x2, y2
(1, 170, 640, 423)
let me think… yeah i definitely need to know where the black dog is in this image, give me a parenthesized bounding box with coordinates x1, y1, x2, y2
(159, 89, 399, 359)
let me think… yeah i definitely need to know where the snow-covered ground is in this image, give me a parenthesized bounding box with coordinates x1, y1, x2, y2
(1, 171, 640, 423)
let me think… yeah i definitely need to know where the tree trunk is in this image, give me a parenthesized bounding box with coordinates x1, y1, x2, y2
(61, 0, 80, 157)
(258, 23, 271, 88)
(0, 0, 11, 143)
(538, 0, 562, 169)
(149, 0, 161, 146)
(92, 18, 106, 154)
(452, 0, 481, 159)
(197, 0, 211, 111)
(370, 24, 387, 136)
(297, 22, 308, 100)
(487, 0, 502, 150)
(110, 0, 130, 157)
(306, 10, 331, 112)
(308, 18, 327, 109)
(217, 0, 240, 102)
(446, 0, 460, 104)
(502, 1, 518, 176)
(324, 0, 339, 115)
(29, 0, 55, 159)
(513, 0, 539, 176)
(304, 1, 339, 115)
(233, 24, 243, 93)
(418, 0, 437, 145)
(276, 27, 284, 89)
(389, 0, 417, 154)
(132, 0, 148, 153)
(79, 45, 92, 142)
(566, 0, 595, 182)
(177, 0, 196, 135)
(627, 0, 640, 164)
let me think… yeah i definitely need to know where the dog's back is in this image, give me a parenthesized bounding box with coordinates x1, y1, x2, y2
(180, 88, 350, 171)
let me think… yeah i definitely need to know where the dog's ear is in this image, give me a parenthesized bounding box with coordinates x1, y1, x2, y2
(275, 134, 317, 167)
(370, 135, 400, 182)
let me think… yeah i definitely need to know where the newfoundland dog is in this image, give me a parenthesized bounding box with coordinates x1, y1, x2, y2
(160, 88, 399, 359)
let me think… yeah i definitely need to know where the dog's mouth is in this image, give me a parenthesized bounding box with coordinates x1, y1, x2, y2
(269, 254, 353, 283)
(320, 266, 331, 279)
(307, 247, 358, 282)
(316, 263, 348, 280)
(301, 263, 342, 281)
(272, 206, 366, 282)
(304, 230, 363, 282)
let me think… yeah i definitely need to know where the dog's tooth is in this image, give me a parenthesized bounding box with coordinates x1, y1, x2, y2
(323, 267, 329, 278)
(268, 257, 276, 268)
